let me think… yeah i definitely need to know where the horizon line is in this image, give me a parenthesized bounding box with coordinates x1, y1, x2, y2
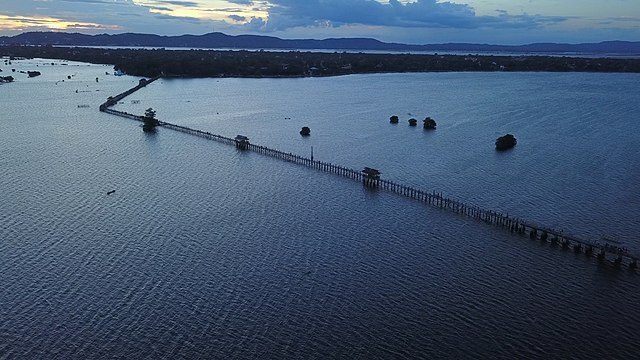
(1, 30, 638, 48)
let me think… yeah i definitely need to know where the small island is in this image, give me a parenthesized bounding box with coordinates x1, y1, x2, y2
(390, 115, 399, 124)
(408, 118, 417, 126)
(423, 117, 437, 130)
(495, 134, 517, 151)
(300, 126, 311, 136)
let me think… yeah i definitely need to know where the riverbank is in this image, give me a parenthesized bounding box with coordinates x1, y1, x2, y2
(2, 45, 640, 78)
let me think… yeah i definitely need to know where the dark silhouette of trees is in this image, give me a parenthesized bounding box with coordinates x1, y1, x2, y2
(389, 115, 399, 124)
(408, 118, 417, 126)
(423, 117, 437, 130)
(1, 46, 639, 79)
(143, 108, 159, 132)
(495, 134, 517, 150)
(300, 126, 311, 136)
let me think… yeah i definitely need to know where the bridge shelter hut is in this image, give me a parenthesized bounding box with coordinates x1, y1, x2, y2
(234, 135, 250, 150)
(362, 167, 381, 187)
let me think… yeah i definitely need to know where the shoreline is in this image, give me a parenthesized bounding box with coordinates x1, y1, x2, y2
(2, 45, 640, 79)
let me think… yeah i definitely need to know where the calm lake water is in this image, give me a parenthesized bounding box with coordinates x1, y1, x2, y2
(1, 58, 639, 359)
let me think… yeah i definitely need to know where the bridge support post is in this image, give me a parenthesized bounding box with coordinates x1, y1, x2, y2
(573, 243, 582, 253)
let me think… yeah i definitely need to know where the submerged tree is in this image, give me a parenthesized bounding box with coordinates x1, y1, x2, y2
(423, 117, 437, 130)
(495, 134, 517, 151)
(408, 118, 417, 126)
(143, 107, 159, 132)
(300, 126, 311, 136)
(389, 115, 399, 124)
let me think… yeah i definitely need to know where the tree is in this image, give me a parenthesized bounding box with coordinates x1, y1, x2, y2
(423, 117, 437, 130)
(408, 118, 417, 126)
(495, 134, 517, 151)
(389, 115, 399, 124)
(143, 107, 159, 132)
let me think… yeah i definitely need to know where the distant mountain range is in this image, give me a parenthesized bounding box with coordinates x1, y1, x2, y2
(1, 31, 639, 55)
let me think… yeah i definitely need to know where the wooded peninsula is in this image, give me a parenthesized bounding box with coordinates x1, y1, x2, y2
(2, 45, 640, 78)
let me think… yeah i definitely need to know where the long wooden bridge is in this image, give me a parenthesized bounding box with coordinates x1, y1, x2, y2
(99, 77, 639, 270)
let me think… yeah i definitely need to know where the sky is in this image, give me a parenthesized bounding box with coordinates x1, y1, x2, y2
(0, 0, 639, 44)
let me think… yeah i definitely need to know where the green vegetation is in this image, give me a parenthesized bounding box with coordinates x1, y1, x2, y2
(423, 117, 437, 130)
(495, 134, 517, 151)
(2, 46, 640, 79)
(143, 108, 159, 132)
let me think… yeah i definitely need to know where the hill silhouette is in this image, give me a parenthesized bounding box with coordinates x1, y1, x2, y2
(2, 31, 639, 56)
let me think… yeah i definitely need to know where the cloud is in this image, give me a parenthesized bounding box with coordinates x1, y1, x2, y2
(608, 16, 640, 23)
(241, 16, 267, 31)
(153, 13, 202, 23)
(228, 14, 246, 22)
(226, 0, 254, 4)
(0, 14, 121, 31)
(245, 0, 568, 31)
(0, 0, 211, 35)
(149, 6, 173, 12)
(59, 0, 129, 4)
(157, 0, 199, 7)
(1, 0, 634, 45)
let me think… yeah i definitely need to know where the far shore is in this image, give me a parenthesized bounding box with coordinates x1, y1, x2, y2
(2, 45, 640, 79)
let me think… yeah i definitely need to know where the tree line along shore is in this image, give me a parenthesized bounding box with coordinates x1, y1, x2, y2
(2, 45, 640, 78)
